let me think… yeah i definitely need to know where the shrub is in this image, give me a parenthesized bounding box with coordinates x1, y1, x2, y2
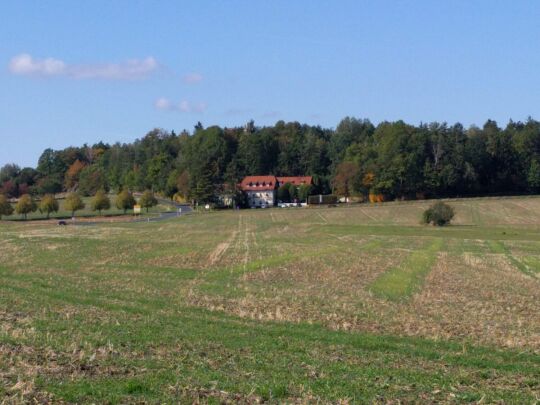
(422, 201, 455, 226)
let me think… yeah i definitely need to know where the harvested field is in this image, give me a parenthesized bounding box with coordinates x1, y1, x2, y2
(1, 196, 539, 403)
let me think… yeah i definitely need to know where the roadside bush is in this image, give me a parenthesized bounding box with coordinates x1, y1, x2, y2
(422, 201, 455, 226)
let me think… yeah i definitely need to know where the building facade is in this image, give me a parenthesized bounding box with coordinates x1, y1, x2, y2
(239, 175, 312, 208)
(239, 176, 277, 208)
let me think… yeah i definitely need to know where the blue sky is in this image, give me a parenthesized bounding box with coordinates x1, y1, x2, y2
(1, 1, 540, 167)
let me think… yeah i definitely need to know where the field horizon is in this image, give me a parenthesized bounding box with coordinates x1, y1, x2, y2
(1, 196, 539, 403)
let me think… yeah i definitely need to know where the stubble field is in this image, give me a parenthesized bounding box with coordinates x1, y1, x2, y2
(1, 196, 539, 403)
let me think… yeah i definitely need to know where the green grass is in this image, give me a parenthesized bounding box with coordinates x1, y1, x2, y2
(369, 238, 443, 300)
(1, 197, 539, 403)
(487, 240, 538, 277)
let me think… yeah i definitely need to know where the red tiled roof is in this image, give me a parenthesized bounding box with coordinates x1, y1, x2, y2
(276, 176, 313, 186)
(239, 176, 277, 191)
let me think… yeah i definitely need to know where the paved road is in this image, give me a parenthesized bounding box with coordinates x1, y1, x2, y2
(133, 200, 192, 223)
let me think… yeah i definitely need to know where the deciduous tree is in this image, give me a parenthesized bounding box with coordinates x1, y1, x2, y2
(91, 190, 110, 215)
(115, 189, 136, 214)
(15, 194, 37, 220)
(64, 192, 85, 217)
(139, 190, 158, 212)
(39, 194, 59, 219)
(0, 194, 13, 219)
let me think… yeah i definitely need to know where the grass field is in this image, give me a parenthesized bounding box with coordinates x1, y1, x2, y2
(1, 196, 539, 403)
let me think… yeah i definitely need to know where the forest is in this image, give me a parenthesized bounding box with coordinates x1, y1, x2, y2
(1, 117, 540, 205)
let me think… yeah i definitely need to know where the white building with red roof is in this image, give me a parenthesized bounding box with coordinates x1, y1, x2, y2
(239, 175, 312, 208)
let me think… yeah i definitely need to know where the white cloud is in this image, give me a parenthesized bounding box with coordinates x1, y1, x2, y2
(155, 98, 207, 113)
(155, 97, 173, 110)
(9, 54, 66, 76)
(183, 72, 203, 84)
(8, 54, 158, 80)
(178, 100, 191, 112)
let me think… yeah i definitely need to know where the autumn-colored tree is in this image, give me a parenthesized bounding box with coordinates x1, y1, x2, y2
(115, 189, 136, 214)
(64, 192, 85, 217)
(64, 159, 86, 190)
(139, 190, 158, 212)
(0, 194, 14, 219)
(91, 190, 110, 215)
(332, 162, 360, 200)
(15, 194, 37, 220)
(39, 194, 59, 219)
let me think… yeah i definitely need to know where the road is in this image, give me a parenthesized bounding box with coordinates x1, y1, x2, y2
(133, 199, 192, 223)
(74, 199, 192, 226)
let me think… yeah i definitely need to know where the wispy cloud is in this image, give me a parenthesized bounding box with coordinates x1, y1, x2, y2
(182, 72, 203, 84)
(9, 54, 66, 76)
(154, 97, 173, 110)
(155, 97, 207, 113)
(8, 53, 158, 80)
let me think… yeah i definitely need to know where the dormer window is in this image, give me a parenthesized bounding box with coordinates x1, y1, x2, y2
(262, 181, 266, 186)
(256, 182, 259, 186)
(249, 182, 253, 186)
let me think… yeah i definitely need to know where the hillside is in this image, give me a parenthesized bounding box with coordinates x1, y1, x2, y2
(1, 197, 539, 403)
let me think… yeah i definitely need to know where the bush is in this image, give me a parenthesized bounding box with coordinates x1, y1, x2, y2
(422, 201, 455, 226)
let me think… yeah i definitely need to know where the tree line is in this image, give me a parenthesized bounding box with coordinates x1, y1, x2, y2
(1, 117, 539, 205)
(0, 190, 159, 220)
